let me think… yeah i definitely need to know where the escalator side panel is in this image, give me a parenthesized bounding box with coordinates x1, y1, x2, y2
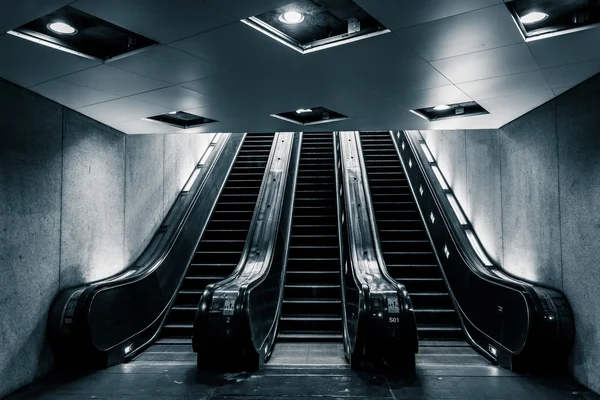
(159, 134, 275, 342)
(360, 132, 463, 341)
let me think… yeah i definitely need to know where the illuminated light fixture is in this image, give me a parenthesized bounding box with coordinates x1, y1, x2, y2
(48, 21, 77, 35)
(242, 1, 389, 54)
(420, 143, 434, 163)
(432, 166, 449, 190)
(10, 6, 157, 61)
(444, 245, 450, 259)
(124, 344, 133, 354)
(279, 11, 304, 24)
(489, 345, 497, 357)
(520, 11, 549, 24)
(446, 193, 468, 225)
(465, 229, 493, 266)
(210, 133, 222, 145)
(144, 111, 217, 129)
(271, 106, 347, 126)
(411, 101, 488, 121)
(199, 146, 214, 165)
(183, 167, 202, 193)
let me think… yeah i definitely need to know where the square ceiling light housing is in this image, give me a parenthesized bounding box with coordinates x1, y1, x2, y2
(410, 102, 489, 122)
(144, 111, 218, 129)
(7, 6, 157, 61)
(506, 0, 600, 41)
(242, 0, 390, 54)
(271, 106, 347, 125)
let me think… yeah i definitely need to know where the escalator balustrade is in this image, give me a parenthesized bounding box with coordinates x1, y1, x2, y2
(159, 134, 275, 343)
(359, 132, 462, 341)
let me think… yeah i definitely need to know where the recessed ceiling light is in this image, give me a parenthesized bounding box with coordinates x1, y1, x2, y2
(295, 108, 312, 114)
(433, 104, 451, 111)
(520, 11, 549, 25)
(47, 21, 77, 35)
(168, 111, 178, 115)
(278, 11, 304, 24)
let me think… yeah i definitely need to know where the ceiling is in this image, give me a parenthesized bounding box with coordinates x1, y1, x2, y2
(1, 0, 599, 134)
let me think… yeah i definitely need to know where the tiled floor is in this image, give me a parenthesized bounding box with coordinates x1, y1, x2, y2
(7, 342, 599, 400)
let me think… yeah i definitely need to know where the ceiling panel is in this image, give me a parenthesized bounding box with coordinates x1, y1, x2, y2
(431, 43, 539, 83)
(0, 0, 73, 33)
(398, 4, 522, 61)
(364, 61, 453, 93)
(3, 2, 600, 133)
(170, 22, 292, 70)
(60, 65, 169, 97)
(114, 119, 180, 134)
(129, 86, 213, 111)
(541, 59, 600, 89)
(424, 111, 513, 130)
(0, 35, 100, 87)
(72, 0, 237, 43)
(477, 89, 555, 120)
(108, 46, 219, 85)
(354, 0, 502, 31)
(457, 70, 550, 101)
(207, 0, 293, 22)
(380, 85, 472, 110)
(527, 26, 600, 69)
(77, 97, 172, 125)
(30, 80, 118, 109)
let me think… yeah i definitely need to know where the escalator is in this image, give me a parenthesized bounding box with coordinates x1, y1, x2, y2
(359, 132, 462, 342)
(158, 133, 275, 344)
(276, 132, 344, 346)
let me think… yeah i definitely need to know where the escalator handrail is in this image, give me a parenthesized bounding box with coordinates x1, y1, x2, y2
(395, 130, 574, 367)
(355, 131, 415, 307)
(47, 133, 246, 365)
(193, 132, 297, 368)
(337, 131, 418, 364)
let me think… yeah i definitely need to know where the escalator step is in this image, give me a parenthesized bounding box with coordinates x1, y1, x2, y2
(360, 132, 463, 342)
(160, 134, 274, 342)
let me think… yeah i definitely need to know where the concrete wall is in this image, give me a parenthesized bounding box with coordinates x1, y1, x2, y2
(420, 73, 600, 393)
(0, 78, 214, 397)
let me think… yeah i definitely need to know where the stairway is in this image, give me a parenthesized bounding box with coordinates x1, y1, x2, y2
(359, 132, 463, 341)
(277, 132, 343, 343)
(157, 133, 275, 344)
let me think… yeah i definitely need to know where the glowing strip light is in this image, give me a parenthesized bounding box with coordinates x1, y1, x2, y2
(240, 19, 304, 53)
(409, 109, 429, 121)
(182, 167, 201, 193)
(431, 166, 449, 190)
(302, 29, 390, 54)
(241, 18, 389, 54)
(199, 146, 214, 165)
(465, 229, 493, 266)
(7, 30, 101, 61)
(211, 133, 221, 145)
(446, 193, 468, 225)
(420, 143, 434, 163)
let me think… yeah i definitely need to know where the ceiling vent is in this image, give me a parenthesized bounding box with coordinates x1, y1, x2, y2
(7, 6, 157, 61)
(506, 0, 600, 41)
(144, 111, 218, 129)
(271, 106, 347, 125)
(410, 102, 489, 122)
(241, 0, 389, 54)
